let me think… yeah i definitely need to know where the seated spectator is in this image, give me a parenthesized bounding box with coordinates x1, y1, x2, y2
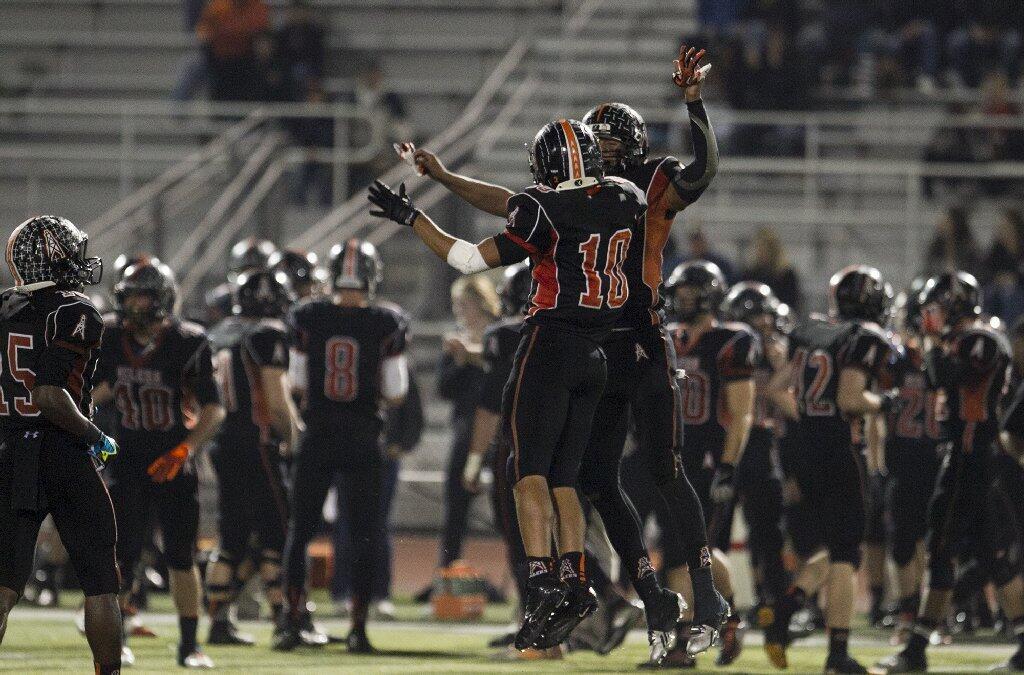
(946, 1, 1022, 87)
(921, 206, 981, 278)
(197, 0, 270, 102)
(741, 226, 802, 311)
(856, 0, 950, 93)
(921, 102, 980, 198)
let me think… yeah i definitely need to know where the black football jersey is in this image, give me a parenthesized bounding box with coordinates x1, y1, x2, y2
(96, 318, 220, 462)
(752, 347, 779, 433)
(494, 176, 646, 339)
(671, 321, 760, 463)
(927, 322, 1010, 452)
(212, 316, 289, 447)
(0, 286, 104, 433)
(478, 317, 524, 415)
(619, 156, 688, 328)
(787, 317, 891, 436)
(288, 299, 407, 429)
(883, 343, 945, 450)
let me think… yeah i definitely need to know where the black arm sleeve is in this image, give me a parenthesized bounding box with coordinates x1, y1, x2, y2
(669, 99, 719, 205)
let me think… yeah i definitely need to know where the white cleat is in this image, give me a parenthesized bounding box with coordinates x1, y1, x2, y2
(120, 645, 136, 667)
(685, 623, 720, 657)
(180, 650, 215, 669)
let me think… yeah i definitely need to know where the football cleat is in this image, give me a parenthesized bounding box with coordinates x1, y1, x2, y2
(688, 589, 730, 657)
(177, 647, 214, 669)
(826, 654, 868, 674)
(644, 589, 686, 661)
(596, 597, 644, 655)
(716, 614, 745, 666)
(642, 629, 696, 670)
(761, 591, 802, 669)
(120, 645, 136, 667)
(346, 628, 375, 654)
(271, 625, 301, 652)
(534, 583, 599, 649)
(868, 650, 927, 674)
(514, 575, 566, 651)
(207, 619, 254, 646)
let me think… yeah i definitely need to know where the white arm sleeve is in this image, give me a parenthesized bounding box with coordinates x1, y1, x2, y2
(381, 354, 409, 400)
(288, 349, 308, 393)
(446, 239, 490, 275)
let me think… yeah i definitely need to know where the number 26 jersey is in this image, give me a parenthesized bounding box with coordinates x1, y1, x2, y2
(287, 299, 408, 432)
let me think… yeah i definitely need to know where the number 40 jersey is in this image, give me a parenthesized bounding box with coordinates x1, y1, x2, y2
(288, 299, 407, 432)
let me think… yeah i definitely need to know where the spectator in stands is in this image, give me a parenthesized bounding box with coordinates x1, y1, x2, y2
(421, 276, 499, 599)
(276, 0, 326, 96)
(348, 62, 412, 189)
(741, 226, 802, 311)
(921, 102, 980, 198)
(678, 226, 737, 283)
(288, 80, 334, 205)
(981, 209, 1024, 326)
(172, 0, 210, 101)
(197, 0, 270, 101)
(946, 1, 1022, 88)
(857, 0, 948, 94)
(921, 206, 981, 278)
(978, 73, 1024, 195)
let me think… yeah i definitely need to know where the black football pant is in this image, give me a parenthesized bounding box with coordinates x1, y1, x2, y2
(282, 431, 383, 607)
(885, 441, 941, 568)
(439, 417, 478, 567)
(924, 446, 1022, 591)
(736, 429, 788, 602)
(109, 458, 200, 592)
(502, 324, 606, 487)
(588, 326, 709, 575)
(0, 429, 119, 597)
(492, 437, 527, 608)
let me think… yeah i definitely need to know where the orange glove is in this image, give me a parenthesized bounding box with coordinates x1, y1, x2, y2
(673, 44, 708, 87)
(147, 443, 191, 483)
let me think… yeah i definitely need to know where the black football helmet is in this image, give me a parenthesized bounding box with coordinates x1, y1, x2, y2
(664, 260, 727, 321)
(114, 259, 177, 324)
(234, 270, 294, 318)
(112, 253, 152, 283)
(582, 102, 649, 174)
(6, 215, 102, 288)
(329, 238, 382, 297)
(498, 261, 533, 316)
(205, 282, 234, 321)
(529, 119, 603, 188)
(722, 281, 780, 325)
(228, 238, 278, 278)
(269, 248, 321, 296)
(828, 265, 889, 323)
(918, 271, 981, 332)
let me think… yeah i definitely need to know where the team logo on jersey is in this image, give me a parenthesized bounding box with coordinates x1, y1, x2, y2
(506, 206, 519, 227)
(71, 313, 88, 340)
(637, 556, 656, 580)
(635, 343, 649, 362)
(528, 560, 549, 578)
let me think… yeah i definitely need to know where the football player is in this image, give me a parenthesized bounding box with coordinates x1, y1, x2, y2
(94, 260, 226, 669)
(721, 282, 791, 624)
(205, 270, 303, 645)
(879, 280, 944, 644)
(269, 249, 326, 299)
(410, 43, 728, 659)
(663, 261, 758, 667)
(368, 117, 651, 650)
(228, 238, 278, 281)
(874, 272, 1024, 673)
(275, 239, 408, 654)
(0, 216, 121, 675)
(767, 265, 895, 674)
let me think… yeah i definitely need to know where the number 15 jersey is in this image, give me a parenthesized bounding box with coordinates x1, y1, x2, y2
(287, 299, 407, 432)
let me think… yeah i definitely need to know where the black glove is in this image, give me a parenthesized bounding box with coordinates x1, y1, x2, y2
(367, 180, 420, 226)
(879, 388, 900, 415)
(709, 463, 736, 504)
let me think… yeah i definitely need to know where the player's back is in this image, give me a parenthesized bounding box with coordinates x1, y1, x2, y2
(940, 322, 1010, 449)
(213, 316, 289, 446)
(510, 176, 645, 339)
(289, 298, 407, 430)
(672, 321, 759, 461)
(0, 286, 102, 433)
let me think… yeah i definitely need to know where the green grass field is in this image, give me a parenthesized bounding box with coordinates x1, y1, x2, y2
(1, 597, 1017, 673)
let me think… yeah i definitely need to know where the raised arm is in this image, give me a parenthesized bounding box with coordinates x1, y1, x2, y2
(414, 149, 515, 218)
(665, 44, 719, 211)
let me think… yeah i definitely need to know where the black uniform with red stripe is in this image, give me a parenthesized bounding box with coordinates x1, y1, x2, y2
(209, 316, 291, 562)
(786, 317, 891, 565)
(96, 318, 220, 586)
(883, 343, 944, 568)
(672, 321, 760, 549)
(0, 286, 119, 597)
(282, 298, 407, 607)
(923, 324, 1016, 589)
(492, 177, 645, 486)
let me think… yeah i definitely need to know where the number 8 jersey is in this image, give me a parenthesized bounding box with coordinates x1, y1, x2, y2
(287, 298, 407, 432)
(96, 318, 220, 466)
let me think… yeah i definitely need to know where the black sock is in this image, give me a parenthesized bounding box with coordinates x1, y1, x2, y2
(871, 585, 884, 609)
(94, 663, 121, 675)
(632, 556, 661, 604)
(828, 627, 849, 659)
(897, 593, 920, 617)
(179, 616, 198, 654)
(906, 618, 934, 654)
(558, 552, 585, 585)
(526, 556, 555, 583)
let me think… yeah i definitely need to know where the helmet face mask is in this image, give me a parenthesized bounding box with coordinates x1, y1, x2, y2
(665, 260, 727, 323)
(828, 265, 888, 323)
(114, 261, 177, 327)
(722, 281, 779, 335)
(234, 270, 294, 318)
(498, 261, 532, 317)
(582, 102, 648, 175)
(918, 271, 980, 334)
(329, 239, 383, 298)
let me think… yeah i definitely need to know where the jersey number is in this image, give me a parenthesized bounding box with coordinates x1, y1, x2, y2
(793, 348, 836, 417)
(896, 386, 943, 441)
(325, 337, 359, 402)
(0, 333, 40, 417)
(114, 382, 176, 432)
(578, 229, 632, 309)
(682, 369, 711, 425)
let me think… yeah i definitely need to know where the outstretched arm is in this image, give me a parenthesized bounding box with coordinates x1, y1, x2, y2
(665, 44, 719, 210)
(414, 149, 514, 217)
